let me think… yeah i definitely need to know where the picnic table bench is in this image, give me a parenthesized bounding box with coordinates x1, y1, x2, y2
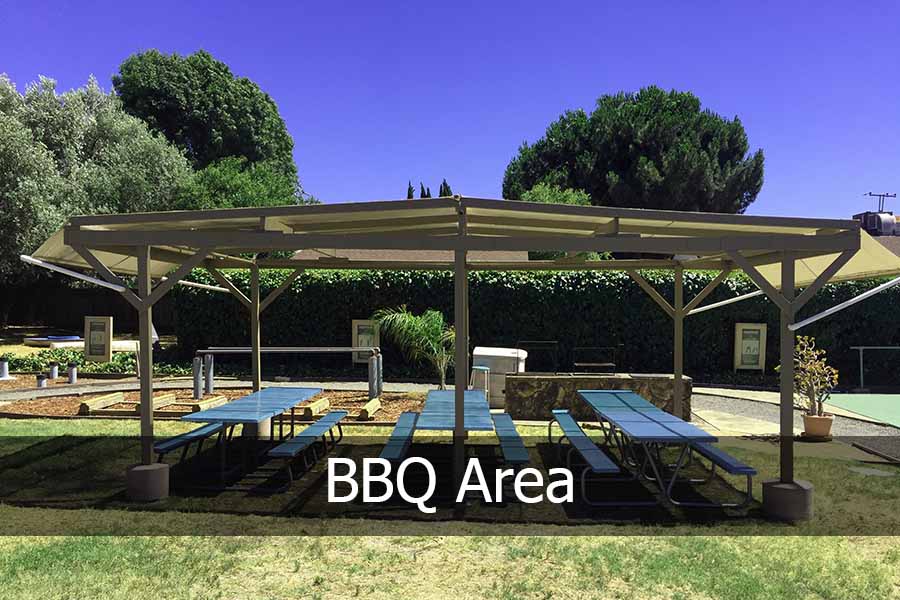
(154, 423, 225, 463)
(576, 390, 756, 508)
(380, 411, 419, 462)
(268, 410, 348, 489)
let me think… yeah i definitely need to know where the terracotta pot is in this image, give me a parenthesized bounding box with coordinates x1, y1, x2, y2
(803, 413, 834, 438)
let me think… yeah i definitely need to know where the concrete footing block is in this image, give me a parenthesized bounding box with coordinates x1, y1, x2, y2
(762, 478, 814, 521)
(126, 463, 170, 502)
(241, 417, 273, 440)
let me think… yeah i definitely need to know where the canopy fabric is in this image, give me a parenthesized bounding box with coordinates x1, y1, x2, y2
(28, 196, 900, 287)
(755, 230, 900, 288)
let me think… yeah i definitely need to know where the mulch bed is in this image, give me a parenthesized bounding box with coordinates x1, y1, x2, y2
(322, 390, 425, 421)
(0, 388, 426, 421)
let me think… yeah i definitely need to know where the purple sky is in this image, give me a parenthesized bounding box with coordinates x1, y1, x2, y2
(2, 1, 898, 218)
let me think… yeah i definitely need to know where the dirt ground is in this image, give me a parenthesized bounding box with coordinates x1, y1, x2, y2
(0, 388, 425, 421)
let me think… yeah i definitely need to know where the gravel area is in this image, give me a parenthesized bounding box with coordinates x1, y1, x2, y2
(692, 393, 900, 460)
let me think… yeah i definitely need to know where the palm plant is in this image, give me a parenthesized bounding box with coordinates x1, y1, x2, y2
(372, 306, 455, 389)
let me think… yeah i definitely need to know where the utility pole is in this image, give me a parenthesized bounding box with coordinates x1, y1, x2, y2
(865, 191, 896, 212)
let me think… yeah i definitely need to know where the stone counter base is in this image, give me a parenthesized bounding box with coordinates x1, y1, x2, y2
(504, 373, 692, 422)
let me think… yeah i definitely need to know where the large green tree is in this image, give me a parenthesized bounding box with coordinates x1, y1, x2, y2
(113, 50, 295, 172)
(503, 86, 764, 213)
(0, 75, 195, 324)
(113, 49, 311, 205)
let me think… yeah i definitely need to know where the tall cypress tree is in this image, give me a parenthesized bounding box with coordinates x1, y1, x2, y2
(407, 181, 414, 199)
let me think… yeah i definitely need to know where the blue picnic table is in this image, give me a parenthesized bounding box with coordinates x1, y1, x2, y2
(182, 386, 322, 483)
(414, 390, 495, 431)
(576, 390, 718, 505)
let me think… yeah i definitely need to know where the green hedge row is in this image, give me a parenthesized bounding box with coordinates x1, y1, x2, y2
(0, 348, 191, 376)
(170, 269, 900, 387)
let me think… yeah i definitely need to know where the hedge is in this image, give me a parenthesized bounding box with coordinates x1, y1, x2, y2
(169, 269, 900, 387)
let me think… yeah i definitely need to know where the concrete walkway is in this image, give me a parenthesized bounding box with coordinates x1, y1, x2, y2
(695, 386, 882, 424)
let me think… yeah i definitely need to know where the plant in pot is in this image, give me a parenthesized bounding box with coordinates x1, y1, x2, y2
(790, 336, 839, 438)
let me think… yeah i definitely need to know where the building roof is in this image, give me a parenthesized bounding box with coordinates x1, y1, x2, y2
(875, 235, 900, 258)
(28, 195, 900, 289)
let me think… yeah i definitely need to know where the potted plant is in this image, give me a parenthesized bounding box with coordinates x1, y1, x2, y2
(791, 336, 839, 438)
(373, 306, 455, 389)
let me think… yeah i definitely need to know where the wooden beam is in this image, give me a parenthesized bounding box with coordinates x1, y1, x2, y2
(144, 247, 211, 307)
(673, 267, 684, 418)
(206, 268, 251, 308)
(136, 246, 154, 465)
(683, 269, 732, 314)
(793, 249, 856, 309)
(626, 270, 674, 318)
(259, 269, 304, 313)
(64, 227, 860, 255)
(727, 251, 791, 313)
(779, 253, 796, 483)
(70, 245, 142, 310)
(250, 264, 261, 392)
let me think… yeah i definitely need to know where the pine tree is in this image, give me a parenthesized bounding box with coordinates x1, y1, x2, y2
(407, 181, 414, 199)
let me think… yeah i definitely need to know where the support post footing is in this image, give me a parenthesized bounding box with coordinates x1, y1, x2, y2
(126, 463, 170, 502)
(762, 478, 813, 521)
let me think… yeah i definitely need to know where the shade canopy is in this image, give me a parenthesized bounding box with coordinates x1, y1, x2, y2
(30, 196, 900, 287)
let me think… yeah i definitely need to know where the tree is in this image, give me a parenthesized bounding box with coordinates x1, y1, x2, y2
(0, 74, 195, 325)
(182, 156, 305, 209)
(372, 306, 455, 389)
(503, 86, 764, 213)
(519, 184, 605, 261)
(520, 182, 591, 206)
(113, 50, 314, 207)
(405, 179, 452, 199)
(113, 50, 296, 175)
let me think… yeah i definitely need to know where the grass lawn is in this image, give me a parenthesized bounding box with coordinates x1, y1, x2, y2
(0, 418, 898, 599)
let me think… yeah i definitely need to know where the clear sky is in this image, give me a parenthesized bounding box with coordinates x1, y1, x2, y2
(2, 1, 898, 218)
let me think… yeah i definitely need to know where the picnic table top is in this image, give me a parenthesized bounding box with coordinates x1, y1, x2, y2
(183, 386, 322, 425)
(415, 390, 494, 431)
(577, 389, 716, 443)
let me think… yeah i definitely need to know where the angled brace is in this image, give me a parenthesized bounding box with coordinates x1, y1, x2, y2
(626, 269, 674, 318)
(206, 267, 251, 308)
(726, 251, 791, 313)
(259, 269, 303, 314)
(71, 244, 142, 310)
(144, 248, 212, 308)
(683, 269, 732, 314)
(792, 250, 856, 310)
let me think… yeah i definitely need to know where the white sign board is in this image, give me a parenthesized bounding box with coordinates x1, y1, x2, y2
(733, 322, 767, 371)
(84, 316, 113, 362)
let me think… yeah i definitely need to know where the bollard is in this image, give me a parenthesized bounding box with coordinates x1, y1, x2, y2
(48, 361, 59, 380)
(0, 358, 12, 380)
(376, 353, 384, 396)
(67, 362, 78, 384)
(368, 354, 378, 400)
(193, 357, 203, 399)
(36, 374, 47, 389)
(203, 354, 214, 394)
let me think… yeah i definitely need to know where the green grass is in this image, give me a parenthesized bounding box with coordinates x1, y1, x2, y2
(0, 418, 898, 598)
(0, 534, 895, 599)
